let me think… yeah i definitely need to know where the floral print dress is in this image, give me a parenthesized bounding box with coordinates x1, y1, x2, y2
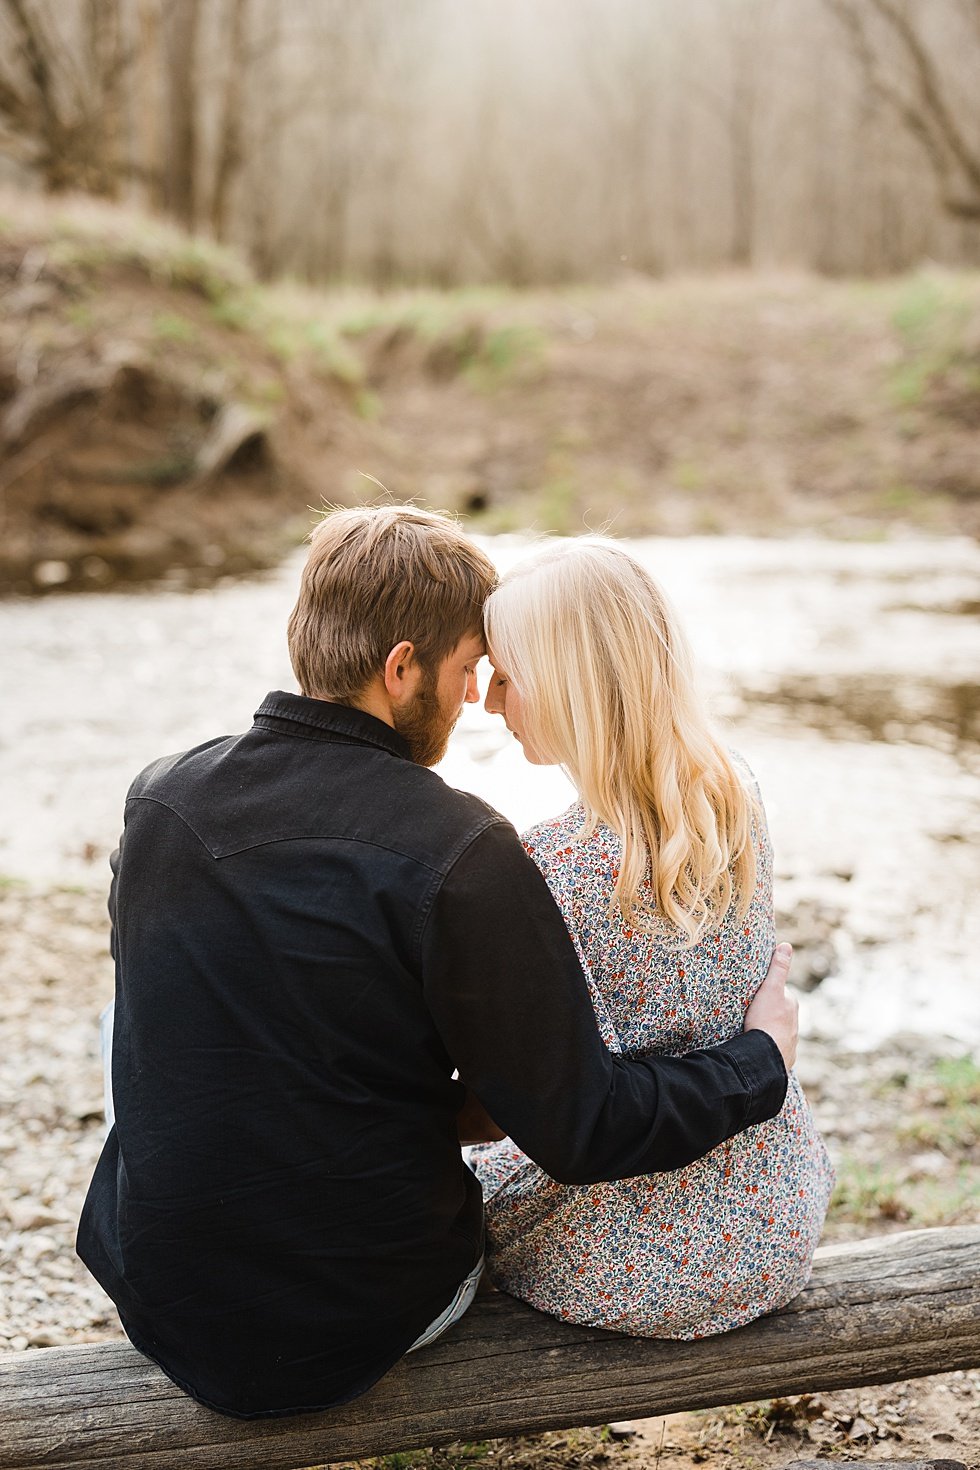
(470, 775, 834, 1339)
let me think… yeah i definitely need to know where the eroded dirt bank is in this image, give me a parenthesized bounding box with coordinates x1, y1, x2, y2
(2, 194, 980, 599)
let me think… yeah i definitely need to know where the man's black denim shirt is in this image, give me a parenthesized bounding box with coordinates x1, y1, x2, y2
(77, 692, 787, 1418)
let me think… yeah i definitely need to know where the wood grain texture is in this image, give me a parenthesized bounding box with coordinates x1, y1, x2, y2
(1, 1226, 978, 1470)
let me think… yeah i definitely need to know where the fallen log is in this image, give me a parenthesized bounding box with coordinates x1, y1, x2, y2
(786, 1463, 967, 1469)
(1, 1225, 978, 1470)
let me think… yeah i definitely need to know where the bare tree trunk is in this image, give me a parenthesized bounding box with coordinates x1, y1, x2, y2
(135, 0, 165, 210)
(162, 0, 202, 231)
(243, 0, 284, 279)
(730, 65, 756, 267)
(210, 0, 248, 241)
(668, 72, 693, 270)
(3, 0, 70, 189)
(83, 0, 126, 197)
(726, 0, 764, 268)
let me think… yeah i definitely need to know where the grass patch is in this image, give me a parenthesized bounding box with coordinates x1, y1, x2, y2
(66, 301, 94, 329)
(886, 270, 980, 410)
(829, 1158, 910, 1228)
(828, 1154, 979, 1230)
(152, 311, 197, 344)
(209, 290, 262, 332)
(891, 274, 955, 340)
(899, 1055, 980, 1152)
(467, 501, 528, 534)
(327, 1435, 608, 1470)
(673, 459, 706, 492)
(463, 325, 544, 389)
(333, 291, 544, 389)
(534, 459, 581, 534)
(354, 388, 382, 421)
(46, 218, 248, 306)
(335, 287, 511, 344)
(831, 1053, 980, 1230)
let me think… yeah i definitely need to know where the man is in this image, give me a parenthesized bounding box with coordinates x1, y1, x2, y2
(77, 505, 797, 1419)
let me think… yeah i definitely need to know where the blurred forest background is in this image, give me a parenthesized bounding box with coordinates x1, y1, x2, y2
(1, 0, 980, 591)
(3, 0, 980, 281)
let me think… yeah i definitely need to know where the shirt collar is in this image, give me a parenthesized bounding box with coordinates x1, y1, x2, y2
(253, 691, 412, 761)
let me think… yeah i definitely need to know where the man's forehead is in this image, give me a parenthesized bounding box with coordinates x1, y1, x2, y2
(457, 633, 486, 660)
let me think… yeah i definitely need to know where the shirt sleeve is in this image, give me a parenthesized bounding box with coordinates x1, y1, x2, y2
(420, 818, 787, 1185)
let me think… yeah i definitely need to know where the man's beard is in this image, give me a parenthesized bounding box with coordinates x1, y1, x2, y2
(393, 669, 459, 767)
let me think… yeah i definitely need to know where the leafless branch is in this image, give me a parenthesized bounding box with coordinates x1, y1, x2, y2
(823, 0, 980, 215)
(868, 0, 980, 192)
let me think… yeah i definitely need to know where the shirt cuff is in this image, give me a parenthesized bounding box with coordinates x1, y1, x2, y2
(724, 1030, 789, 1126)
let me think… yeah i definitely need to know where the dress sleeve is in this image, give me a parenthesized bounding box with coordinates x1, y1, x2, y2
(419, 820, 787, 1184)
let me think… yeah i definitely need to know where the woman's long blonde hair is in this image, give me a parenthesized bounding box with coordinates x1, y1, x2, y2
(485, 539, 757, 946)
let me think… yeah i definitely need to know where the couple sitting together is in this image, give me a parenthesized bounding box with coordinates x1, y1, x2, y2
(78, 504, 833, 1419)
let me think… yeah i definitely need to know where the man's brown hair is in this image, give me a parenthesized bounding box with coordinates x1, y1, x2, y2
(287, 504, 498, 700)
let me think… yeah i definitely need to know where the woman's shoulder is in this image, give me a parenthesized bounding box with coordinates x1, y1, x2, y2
(520, 802, 584, 861)
(521, 807, 623, 889)
(728, 745, 760, 791)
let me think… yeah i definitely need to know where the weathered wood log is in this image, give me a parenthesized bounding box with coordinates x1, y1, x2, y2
(786, 1463, 967, 1469)
(1, 1226, 978, 1470)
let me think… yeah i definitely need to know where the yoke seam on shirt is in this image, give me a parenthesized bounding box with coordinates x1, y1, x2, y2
(126, 793, 491, 873)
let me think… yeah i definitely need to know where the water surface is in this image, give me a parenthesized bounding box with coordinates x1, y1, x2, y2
(2, 534, 977, 1049)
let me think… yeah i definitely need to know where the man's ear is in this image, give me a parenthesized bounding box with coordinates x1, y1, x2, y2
(383, 641, 421, 707)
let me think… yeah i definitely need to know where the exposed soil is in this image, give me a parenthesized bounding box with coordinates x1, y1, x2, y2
(2, 194, 979, 598)
(1, 883, 977, 1467)
(0, 210, 366, 594)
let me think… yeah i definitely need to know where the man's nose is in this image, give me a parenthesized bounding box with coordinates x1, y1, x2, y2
(464, 670, 480, 704)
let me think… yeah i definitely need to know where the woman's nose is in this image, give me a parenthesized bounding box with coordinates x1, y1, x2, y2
(484, 682, 502, 715)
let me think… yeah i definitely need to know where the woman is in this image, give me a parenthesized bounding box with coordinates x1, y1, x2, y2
(471, 538, 833, 1339)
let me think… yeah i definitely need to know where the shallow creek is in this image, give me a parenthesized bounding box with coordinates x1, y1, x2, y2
(2, 534, 978, 1050)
